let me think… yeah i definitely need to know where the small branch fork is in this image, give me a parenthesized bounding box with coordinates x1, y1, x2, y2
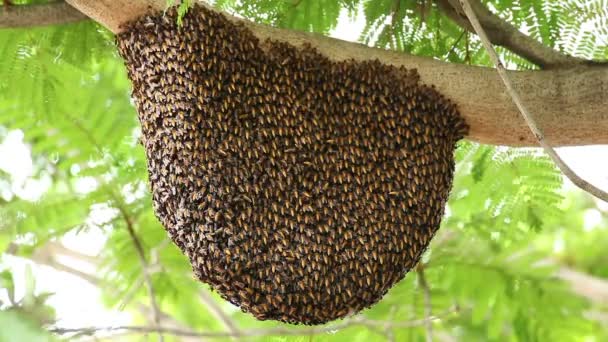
(417, 265, 434, 342)
(12, 240, 608, 338)
(113, 195, 165, 342)
(50, 308, 459, 339)
(435, 0, 590, 69)
(458, 0, 608, 203)
(199, 290, 242, 337)
(9, 239, 459, 340)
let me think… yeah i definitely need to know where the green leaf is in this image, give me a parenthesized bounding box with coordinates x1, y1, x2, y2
(0, 270, 15, 305)
(0, 310, 55, 342)
(0, 233, 10, 254)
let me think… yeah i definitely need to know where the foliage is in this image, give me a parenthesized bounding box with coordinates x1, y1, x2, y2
(0, 267, 57, 342)
(1, 0, 607, 341)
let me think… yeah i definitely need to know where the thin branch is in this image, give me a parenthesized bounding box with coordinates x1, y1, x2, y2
(199, 290, 242, 337)
(117, 277, 146, 311)
(417, 266, 433, 342)
(444, 29, 466, 59)
(390, 0, 401, 26)
(45, 241, 99, 265)
(557, 266, 608, 303)
(8, 240, 241, 337)
(435, 0, 590, 68)
(6, 242, 200, 340)
(149, 238, 171, 266)
(119, 239, 169, 310)
(385, 305, 398, 342)
(49, 308, 460, 339)
(33, 250, 101, 285)
(389, 0, 401, 49)
(15, 241, 453, 339)
(113, 197, 164, 342)
(457, 0, 608, 203)
(464, 30, 470, 64)
(0, 2, 87, 28)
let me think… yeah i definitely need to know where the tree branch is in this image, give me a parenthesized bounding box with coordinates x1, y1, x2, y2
(556, 266, 608, 304)
(63, 0, 608, 147)
(435, 0, 589, 69)
(1, 0, 587, 70)
(458, 0, 608, 202)
(417, 266, 434, 342)
(65, 0, 164, 33)
(118, 240, 168, 310)
(7, 240, 242, 338)
(9, 240, 608, 335)
(113, 197, 164, 342)
(0, 2, 86, 28)
(0, 1, 607, 146)
(49, 308, 460, 339)
(199, 290, 242, 338)
(29, 246, 101, 285)
(5, 242, 214, 341)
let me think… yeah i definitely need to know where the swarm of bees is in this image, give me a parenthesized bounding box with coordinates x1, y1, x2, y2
(116, 5, 468, 325)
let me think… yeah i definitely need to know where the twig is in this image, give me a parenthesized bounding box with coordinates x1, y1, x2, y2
(113, 197, 165, 342)
(34, 251, 101, 285)
(10, 240, 239, 338)
(118, 277, 145, 311)
(118, 239, 170, 310)
(436, 0, 590, 68)
(417, 265, 433, 342)
(199, 290, 242, 337)
(464, 30, 470, 64)
(149, 238, 171, 265)
(50, 308, 459, 339)
(391, 0, 401, 24)
(458, 0, 608, 203)
(385, 305, 398, 342)
(445, 29, 466, 59)
(45, 241, 99, 264)
(389, 0, 401, 48)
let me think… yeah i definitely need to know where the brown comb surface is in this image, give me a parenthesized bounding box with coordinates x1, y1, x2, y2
(116, 5, 468, 325)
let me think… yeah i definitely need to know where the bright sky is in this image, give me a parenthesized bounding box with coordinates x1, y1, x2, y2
(0, 4, 607, 336)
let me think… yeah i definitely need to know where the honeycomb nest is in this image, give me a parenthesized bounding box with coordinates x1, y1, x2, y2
(116, 5, 468, 325)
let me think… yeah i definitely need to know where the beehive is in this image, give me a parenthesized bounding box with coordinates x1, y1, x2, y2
(116, 5, 468, 325)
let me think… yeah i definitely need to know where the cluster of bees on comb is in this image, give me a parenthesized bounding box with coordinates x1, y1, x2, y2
(116, 5, 468, 325)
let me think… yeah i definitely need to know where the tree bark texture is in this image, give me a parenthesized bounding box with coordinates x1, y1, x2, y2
(0, 2, 86, 28)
